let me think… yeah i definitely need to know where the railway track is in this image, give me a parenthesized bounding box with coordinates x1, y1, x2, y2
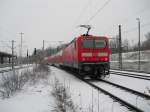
(110, 70, 150, 81)
(0, 69, 12, 73)
(55, 66, 146, 112)
(51, 66, 150, 112)
(111, 69, 150, 74)
(81, 79, 145, 112)
(88, 79, 150, 99)
(0, 65, 32, 73)
(75, 76, 145, 112)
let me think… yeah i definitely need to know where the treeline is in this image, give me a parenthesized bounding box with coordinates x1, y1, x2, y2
(44, 43, 67, 56)
(110, 32, 150, 54)
(26, 43, 67, 64)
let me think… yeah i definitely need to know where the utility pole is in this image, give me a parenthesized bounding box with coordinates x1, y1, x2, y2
(118, 25, 122, 69)
(27, 49, 29, 65)
(136, 18, 141, 71)
(19, 32, 24, 65)
(12, 40, 14, 70)
(42, 40, 45, 51)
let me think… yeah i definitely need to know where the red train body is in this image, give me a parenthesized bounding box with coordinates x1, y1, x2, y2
(48, 35, 110, 78)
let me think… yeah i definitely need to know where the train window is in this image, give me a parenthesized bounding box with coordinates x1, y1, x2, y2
(82, 39, 106, 48)
(95, 40, 106, 48)
(82, 39, 94, 48)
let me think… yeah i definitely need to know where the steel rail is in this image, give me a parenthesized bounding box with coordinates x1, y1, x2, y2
(0, 69, 12, 73)
(111, 69, 150, 74)
(90, 79, 150, 99)
(55, 66, 144, 112)
(110, 71, 150, 81)
(0, 65, 32, 73)
(77, 76, 144, 112)
(111, 71, 150, 78)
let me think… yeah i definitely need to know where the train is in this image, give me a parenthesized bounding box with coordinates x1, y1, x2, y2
(47, 25, 111, 78)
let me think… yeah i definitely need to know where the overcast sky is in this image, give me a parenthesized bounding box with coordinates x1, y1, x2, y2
(0, 0, 150, 56)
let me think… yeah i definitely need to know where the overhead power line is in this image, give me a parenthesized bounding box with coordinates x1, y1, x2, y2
(124, 22, 150, 34)
(141, 22, 150, 28)
(120, 6, 150, 25)
(74, 0, 91, 26)
(86, 0, 111, 24)
(103, 5, 150, 35)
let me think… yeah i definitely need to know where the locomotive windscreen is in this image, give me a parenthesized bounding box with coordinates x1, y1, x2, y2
(95, 40, 106, 48)
(82, 39, 106, 48)
(82, 39, 94, 48)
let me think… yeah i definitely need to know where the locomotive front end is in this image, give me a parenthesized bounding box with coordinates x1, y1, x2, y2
(78, 36, 110, 78)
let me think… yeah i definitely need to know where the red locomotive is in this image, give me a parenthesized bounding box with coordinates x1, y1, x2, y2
(47, 25, 110, 78)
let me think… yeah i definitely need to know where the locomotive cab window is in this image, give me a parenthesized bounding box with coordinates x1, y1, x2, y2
(95, 40, 106, 48)
(82, 39, 106, 48)
(82, 39, 94, 48)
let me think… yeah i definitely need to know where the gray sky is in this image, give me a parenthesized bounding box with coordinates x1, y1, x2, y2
(0, 0, 150, 56)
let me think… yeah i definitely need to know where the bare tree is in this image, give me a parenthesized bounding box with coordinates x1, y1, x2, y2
(122, 39, 130, 52)
(142, 32, 150, 50)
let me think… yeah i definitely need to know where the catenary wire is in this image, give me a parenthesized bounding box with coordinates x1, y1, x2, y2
(86, 0, 111, 24)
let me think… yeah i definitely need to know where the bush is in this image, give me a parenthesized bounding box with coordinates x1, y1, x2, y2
(51, 78, 78, 112)
(0, 64, 50, 98)
(34, 63, 50, 72)
(0, 71, 28, 98)
(30, 64, 50, 84)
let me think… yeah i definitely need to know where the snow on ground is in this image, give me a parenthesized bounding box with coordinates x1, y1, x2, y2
(92, 80, 150, 112)
(0, 64, 32, 71)
(1, 66, 149, 112)
(0, 65, 54, 112)
(110, 50, 150, 72)
(49, 66, 128, 112)
(0, 81, 54, 112)
(102, 74, 150, 111)
(0, 66, 129, 112)
(50, 66, 150, 112)
(111, 69, 150, 77)
(111, 50, 150, 61)
(0, 64, 33, 85)
(105, 74, 150, 95)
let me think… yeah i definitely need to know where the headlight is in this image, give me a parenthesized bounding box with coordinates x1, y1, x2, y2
(82, 53, 92, 57)
(98, 52, 108, 56)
